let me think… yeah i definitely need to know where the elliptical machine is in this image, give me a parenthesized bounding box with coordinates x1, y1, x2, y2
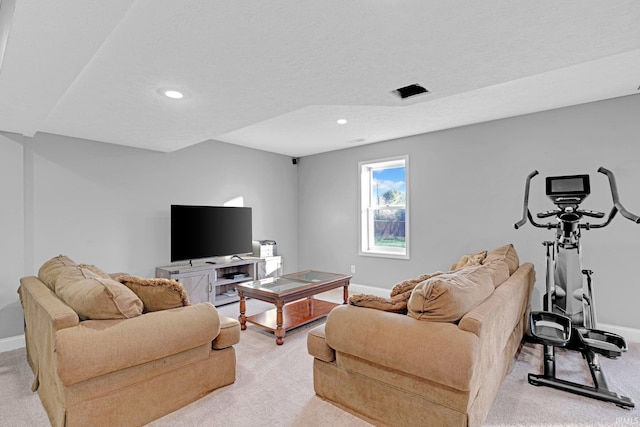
(515, 166, 638, 408)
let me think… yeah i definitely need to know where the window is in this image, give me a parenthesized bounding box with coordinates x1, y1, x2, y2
(359, 156, 409, 259)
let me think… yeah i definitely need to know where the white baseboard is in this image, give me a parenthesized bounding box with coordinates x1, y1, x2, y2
(349, 283, 389, 297)
(598, 323, 640, 344)
(0, 334, 25, 353)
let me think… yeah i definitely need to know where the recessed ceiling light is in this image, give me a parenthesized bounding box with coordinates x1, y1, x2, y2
(337, 119, 348, 124)
(164, 90, 184, 99)
(157, 88, 190, 99)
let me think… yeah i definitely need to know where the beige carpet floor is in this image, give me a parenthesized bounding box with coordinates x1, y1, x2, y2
(2, 288, 638, 426)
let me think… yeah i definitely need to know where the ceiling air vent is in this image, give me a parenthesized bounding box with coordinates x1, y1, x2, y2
(392, 83, 429, 100)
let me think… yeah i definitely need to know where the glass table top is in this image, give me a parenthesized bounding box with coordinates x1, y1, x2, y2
(238, 271, 346, 294)
(282, 271, 344, 283)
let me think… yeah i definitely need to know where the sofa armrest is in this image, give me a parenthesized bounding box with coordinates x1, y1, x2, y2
(459, 263, 535, 339)
(325, 305, 479, 391)
(19, 276, 79, 331)
(307, 324, 335, 362)
(212, 314, 240, 349)
(56, 302, 221, 385)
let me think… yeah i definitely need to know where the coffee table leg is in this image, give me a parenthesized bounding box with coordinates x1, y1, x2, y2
(343, 284, 349, 304)
(238, 290, 247, 331)
(275, 300, 285, 345)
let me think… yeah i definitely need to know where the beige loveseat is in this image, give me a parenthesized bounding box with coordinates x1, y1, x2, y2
(307, 244, 535, 427)
(18, 255, 240, 427)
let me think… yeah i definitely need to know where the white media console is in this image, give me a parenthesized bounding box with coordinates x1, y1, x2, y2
(156, 256, 282, 306)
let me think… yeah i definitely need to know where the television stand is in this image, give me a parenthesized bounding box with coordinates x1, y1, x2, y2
(156, 256, 282, 306)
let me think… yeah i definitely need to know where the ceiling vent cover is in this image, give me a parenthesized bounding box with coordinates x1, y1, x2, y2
(392, 83, 429, 99)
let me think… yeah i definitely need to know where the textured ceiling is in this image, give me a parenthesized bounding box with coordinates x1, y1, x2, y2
(1, 1, 640, 157)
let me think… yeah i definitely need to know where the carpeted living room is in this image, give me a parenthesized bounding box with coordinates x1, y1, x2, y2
(1, 2, 640, 427)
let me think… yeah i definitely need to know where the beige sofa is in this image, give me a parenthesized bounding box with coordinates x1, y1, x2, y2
(307, 244, 535, 427)
(18, 255, 240, 427)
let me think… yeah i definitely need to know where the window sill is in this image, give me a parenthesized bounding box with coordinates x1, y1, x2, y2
(359, 250, 409, 260)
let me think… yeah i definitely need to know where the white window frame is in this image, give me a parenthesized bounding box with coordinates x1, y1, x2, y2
(358, 155, 409, 259)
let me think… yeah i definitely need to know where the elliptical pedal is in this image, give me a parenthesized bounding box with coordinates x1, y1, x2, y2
(576, 328, 627, 358)
(529, 311, 571, 347)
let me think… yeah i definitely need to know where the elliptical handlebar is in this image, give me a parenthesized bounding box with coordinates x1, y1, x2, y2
(514, 170, 539, 229)
(514, 167, 640, 230)
(598, 166, 640, 224)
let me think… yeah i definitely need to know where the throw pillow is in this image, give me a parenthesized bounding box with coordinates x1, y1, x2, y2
(348, 293, 412, 314)
(453, 250, 487, 270)
(390, 273, 438, 297)
(55, 267, 143, 320)
(481, 259, 511, 288)
(77, 263, 112, 279)
(483, 243, 519, 275)
(38, 255, 77, 291)
(407, 261, 508, 322)
(349, 272, 444, 313)
(116, 275, 190, 313)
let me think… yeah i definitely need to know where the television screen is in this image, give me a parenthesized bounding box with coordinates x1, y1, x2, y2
(171, 205, 253, 262)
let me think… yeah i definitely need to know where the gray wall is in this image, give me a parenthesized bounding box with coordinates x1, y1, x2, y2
(0, 134, 25, 339)
(2, 94, 639, 339)
(0, 133, 298, 339)
(298, 94, 640, 330)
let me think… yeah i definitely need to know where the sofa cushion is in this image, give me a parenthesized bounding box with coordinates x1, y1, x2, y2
(38, 255, 77, 291)
(55, 267, 143, 320)
(484, 243, 519, 276)
(407, 261, 509, 322)
(325, 305, 479, 391)
(55, 303, 221, 385)
(116, 275, 190, 313)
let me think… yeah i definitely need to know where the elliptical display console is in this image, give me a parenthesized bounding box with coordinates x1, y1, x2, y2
(515, 167, 638, 408)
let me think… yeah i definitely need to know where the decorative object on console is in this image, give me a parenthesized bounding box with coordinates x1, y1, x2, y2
(252, 239, 277, 257)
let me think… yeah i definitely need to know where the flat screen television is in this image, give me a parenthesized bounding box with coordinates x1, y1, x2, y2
(171, 205, 253, 262)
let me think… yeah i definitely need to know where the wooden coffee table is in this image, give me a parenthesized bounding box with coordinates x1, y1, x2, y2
(236, 270, 351, 345)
